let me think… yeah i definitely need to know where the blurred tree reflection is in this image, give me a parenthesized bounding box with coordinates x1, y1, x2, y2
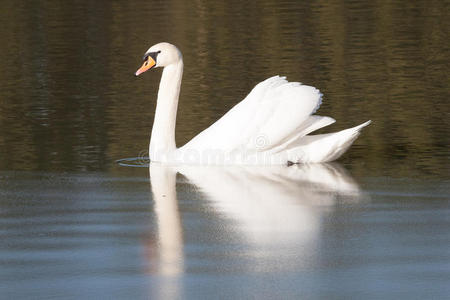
(0, 0, 448, 176)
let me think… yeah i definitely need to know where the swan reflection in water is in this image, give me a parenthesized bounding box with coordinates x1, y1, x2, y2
(148, 163, 364, 294)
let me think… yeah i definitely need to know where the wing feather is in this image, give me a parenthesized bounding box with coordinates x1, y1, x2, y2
(180, 76, 324, 153)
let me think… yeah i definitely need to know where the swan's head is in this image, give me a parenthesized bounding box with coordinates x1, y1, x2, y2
(135, 42, 182, 76)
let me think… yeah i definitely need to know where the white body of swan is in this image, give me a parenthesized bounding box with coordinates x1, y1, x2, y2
(135, 42, 371, 165)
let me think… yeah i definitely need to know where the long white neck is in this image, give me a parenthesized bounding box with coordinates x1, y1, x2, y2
(149, 60, 183, 161)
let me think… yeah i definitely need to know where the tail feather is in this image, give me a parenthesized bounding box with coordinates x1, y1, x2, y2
(285, 120, 371, 163)
(268, 115, 336, 153)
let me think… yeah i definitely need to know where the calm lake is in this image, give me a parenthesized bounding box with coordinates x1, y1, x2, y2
(1, 1, 449, 299)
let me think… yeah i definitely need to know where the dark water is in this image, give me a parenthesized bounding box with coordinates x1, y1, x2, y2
(0, 1, 449, 299)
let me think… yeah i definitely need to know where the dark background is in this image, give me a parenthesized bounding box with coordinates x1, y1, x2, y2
(0, 0, 448, 177)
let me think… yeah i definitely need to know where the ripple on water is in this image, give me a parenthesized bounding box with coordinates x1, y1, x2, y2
(116, 157, 150, 168)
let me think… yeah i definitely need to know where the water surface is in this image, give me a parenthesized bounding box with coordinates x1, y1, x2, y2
(0, 0, 449, 299)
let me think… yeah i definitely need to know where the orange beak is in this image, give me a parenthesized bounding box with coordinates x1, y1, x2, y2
(135, 56, 156, 76)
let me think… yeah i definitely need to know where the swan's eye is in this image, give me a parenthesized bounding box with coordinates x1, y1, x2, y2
(143, 51, 160, 63)
(149, 52, 159, 61)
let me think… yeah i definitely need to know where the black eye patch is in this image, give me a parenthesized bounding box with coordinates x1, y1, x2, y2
(143, 50, 162, 62)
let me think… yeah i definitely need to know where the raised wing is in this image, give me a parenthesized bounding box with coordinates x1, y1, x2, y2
(180, 76, 329, 154)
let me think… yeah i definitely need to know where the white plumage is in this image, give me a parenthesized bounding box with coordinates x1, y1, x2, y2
(135, 42, 371, 165)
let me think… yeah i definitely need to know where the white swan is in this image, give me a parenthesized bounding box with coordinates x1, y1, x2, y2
(135, 42, 371, 165)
